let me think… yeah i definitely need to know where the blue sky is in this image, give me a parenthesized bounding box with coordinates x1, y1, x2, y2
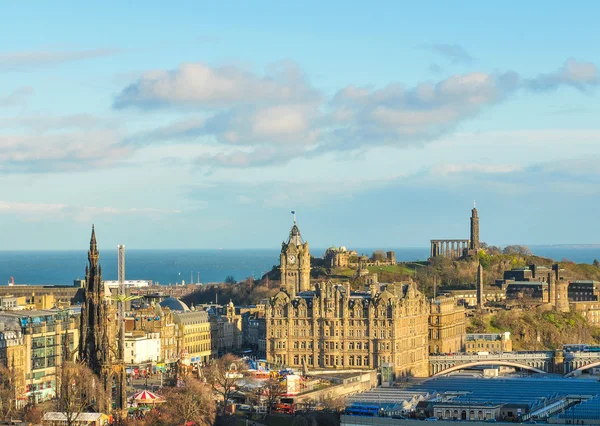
(1, 1, 599, 250)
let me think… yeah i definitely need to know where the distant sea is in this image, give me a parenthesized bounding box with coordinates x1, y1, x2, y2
(0, 246, 598, 286)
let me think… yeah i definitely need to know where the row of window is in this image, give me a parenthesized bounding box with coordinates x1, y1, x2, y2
(272, 353, 411, 367)
(274, 338, 420, 351)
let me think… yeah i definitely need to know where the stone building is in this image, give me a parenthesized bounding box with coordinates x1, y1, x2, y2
(325, 246, 350, 268)
(125, 304, 177, 366)
(446, 289, 506, 307)
(568, 280, 599, 302)
(571, 302, 600, 325)
(464, 332, 512, 353)
(0, 318, 26, 407)
(279, 220, 311, 297)
(266, 280, 430, 378)
(123, 332, 161, 365)
(428, 295, 466, 354)
(430, 206, 480, 259)
(386, 251, 396, 265)
(245, 313, 266, 354)
(0, 309, 79, 404)
(498, 264, 570, 311)
(0, 285, 82, 308)
(242, 303, 267, 354)
(210, 301, 243, 355)
(173, 310, 215, 367)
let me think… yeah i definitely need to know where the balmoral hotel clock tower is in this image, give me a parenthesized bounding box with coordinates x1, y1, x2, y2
(280, 212, 311, 297)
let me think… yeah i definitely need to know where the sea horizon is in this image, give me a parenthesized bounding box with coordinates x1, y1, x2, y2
(0, 245, 598, 287)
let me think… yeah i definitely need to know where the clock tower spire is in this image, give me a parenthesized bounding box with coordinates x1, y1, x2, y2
(280, 211, 311, 297)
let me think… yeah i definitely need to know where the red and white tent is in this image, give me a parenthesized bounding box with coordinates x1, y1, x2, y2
(132, 390, 164, 404)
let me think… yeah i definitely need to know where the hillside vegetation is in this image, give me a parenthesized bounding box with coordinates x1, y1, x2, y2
(182, 278, 279, 307)
(470, 308, 600, 350)
(412, 247, 600, 298)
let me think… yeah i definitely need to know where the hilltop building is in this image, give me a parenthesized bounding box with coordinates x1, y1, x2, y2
(497, 264, 570, 311)
(325, 246, 351, 268)
(430, 206, 480, 259)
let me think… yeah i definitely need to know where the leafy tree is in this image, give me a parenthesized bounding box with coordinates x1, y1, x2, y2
(371, 250, 386, 261)
(594, 259, 600, 268)
(224, 275, 237, 284)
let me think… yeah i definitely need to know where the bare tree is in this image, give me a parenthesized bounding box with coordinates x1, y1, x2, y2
(55, 361, 102, 426)
(502, 245, 533, 256)
(0, 365, 18, 420)
(321, 395, 345, 413)
(161, 377, 215, 426)
(202, 354, 246, 414)
(259, 377, 286, 414)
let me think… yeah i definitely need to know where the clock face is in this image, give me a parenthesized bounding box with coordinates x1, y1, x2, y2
(288, 255, 296, 264)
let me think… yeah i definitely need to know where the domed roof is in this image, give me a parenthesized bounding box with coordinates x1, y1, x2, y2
(159, 297, 190, 312)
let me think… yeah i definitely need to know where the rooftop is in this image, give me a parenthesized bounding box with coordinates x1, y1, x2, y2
(159, 296, 190, 312)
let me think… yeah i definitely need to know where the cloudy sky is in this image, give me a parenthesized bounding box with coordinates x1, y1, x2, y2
(1, 1, 599, 250)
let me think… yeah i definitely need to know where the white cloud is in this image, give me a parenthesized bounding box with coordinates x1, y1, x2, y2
(0, 130, 129, 172)
(426, 43, 474, 64)
(0, 200, 181, 222)
(432, 163, 523, 175)
(0, 113, 129, 172)
(528, 59, 599, 91)
(327, 71, 520, 150)
(0, 87, 33, 107)
(0, 48, 122, 72)
(114, 60, 319, 108)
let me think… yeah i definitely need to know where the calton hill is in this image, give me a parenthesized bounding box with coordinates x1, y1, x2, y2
(182, 244, 600, 351)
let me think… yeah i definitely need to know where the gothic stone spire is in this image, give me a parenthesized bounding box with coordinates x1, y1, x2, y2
(79, 225, 114, 413)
